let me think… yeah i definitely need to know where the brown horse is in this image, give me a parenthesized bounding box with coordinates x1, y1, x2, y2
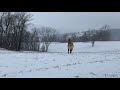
(67, 39, 74, 54)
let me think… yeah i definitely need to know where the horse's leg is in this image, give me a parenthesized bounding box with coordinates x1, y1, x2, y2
(70, 49, 72, 53)
(92, 43, 94, 47)
(68, 48, 69, 54)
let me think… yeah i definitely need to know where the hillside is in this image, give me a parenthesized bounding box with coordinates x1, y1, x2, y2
(0, 41, 120, 78)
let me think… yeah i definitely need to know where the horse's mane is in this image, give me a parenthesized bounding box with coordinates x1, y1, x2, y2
(68, 40, 72, 44)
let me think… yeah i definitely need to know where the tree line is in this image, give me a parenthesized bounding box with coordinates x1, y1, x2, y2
(55, 24, 111, 42)
(0, 12, 111, 52)
(0, 12, 57, 52)
(79, 24, 111, 42)
(0, 12, 32, 51)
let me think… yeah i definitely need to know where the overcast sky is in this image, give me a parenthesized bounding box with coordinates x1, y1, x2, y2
(30, 12, 120, 33)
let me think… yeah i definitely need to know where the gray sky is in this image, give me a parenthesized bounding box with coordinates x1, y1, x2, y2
(30, 12, 120, 33)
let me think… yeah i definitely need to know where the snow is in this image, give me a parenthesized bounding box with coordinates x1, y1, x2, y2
(0, 41, 120, 78)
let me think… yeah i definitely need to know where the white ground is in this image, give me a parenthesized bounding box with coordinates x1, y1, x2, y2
(0, 41, 120, 78)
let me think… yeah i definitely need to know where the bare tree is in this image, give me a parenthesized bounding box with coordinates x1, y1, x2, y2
(30, 27, 40, 51)
(0, 12, 32, 51)
(39, 26, 57, 52)
(98, 24, 111, 41)
(0, 12, 11, 48)
(0, 12, 5, 47)
(21, 31, 31, 50)
(14, 12, 32, 51)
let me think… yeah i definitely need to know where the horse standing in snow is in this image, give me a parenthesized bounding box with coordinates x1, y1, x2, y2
(67, 39, 74, 54)
(92, 40, 95, 47)
(91, 38, 95, 47)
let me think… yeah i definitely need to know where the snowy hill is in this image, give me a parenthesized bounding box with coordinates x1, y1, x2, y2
(0, 41, 120, 78)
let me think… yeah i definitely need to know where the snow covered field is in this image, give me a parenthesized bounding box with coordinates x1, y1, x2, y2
(1, 41, 120, 78)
